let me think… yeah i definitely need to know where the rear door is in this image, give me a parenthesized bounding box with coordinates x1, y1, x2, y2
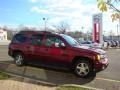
(26, 34, 45, 62)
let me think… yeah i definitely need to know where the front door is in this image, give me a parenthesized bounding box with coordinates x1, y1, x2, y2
(43, 35, 69, 66)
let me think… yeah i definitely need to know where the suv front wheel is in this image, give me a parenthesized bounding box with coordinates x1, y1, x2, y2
(14, 52, 24, 66)
(74, 59, 93, 78)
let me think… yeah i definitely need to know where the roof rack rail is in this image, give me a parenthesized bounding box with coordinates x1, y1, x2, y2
(18, 30, 57, 35)
(38, 31, 52, 34)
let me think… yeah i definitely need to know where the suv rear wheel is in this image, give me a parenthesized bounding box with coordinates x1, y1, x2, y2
(14, 52, 24, 66)
(74, 59, 93, 78)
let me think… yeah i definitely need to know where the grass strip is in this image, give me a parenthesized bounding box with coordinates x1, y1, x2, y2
(0, 71, 10, 80)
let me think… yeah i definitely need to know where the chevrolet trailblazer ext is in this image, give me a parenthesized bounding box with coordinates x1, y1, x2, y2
(8, 31, 108, 78)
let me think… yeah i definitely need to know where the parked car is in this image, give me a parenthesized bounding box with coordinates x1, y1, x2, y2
(111, 41, 116, 47)
(118, 41, 120, 47)
(80, 41, 92, 47)
(8, 31, 108, 78)
(107, 40, 119, 47)
(80, 41, 102, 49)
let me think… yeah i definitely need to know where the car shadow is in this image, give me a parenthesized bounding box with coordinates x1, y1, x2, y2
(28, 63, 96, 85)
(0, 60, 96, 86)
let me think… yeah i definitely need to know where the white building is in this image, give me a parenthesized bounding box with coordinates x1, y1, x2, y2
(0, 29, 7, 40)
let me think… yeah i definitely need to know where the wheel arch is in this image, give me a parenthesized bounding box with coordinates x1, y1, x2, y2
(72, 56, 94, 68)
(13, 50, 24, 57)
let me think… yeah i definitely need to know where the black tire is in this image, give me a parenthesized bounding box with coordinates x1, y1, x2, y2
(73, 59, 93, 78)
(14, 52, 25, 66)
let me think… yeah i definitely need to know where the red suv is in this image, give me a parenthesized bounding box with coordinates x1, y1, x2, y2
(8, 31, 108, 78)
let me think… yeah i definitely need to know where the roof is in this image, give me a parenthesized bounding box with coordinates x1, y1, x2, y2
(17, 30, 59, 37)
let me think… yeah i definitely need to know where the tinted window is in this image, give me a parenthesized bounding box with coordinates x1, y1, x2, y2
(12, 34, 27, 43)
(45, 35, 64, 47)
(31, 34, 43, 45)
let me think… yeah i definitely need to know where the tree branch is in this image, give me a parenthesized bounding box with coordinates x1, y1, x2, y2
(106, 1, 120, 12)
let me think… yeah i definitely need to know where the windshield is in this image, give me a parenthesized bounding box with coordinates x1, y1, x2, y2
(61, 34, 79, 46)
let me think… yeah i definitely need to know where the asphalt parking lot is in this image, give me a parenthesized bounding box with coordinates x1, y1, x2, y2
(0, 45, 120, 90)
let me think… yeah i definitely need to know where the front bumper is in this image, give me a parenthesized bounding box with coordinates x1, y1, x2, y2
(94, 58, 109, 72)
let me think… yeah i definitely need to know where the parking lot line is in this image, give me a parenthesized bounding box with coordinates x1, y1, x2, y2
(96, 77, 120, 83)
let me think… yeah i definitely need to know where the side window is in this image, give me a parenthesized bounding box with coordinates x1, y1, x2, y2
(31, 34, 43, 45)
(12, 34, 27, 43)
(45, 36, 64, 47)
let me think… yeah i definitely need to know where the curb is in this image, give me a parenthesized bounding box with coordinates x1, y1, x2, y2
(4, 73, 103, 90)
(58, 84, 103, 90)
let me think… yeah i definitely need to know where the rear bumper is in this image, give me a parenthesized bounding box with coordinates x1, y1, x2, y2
(8, 49, 14, 57)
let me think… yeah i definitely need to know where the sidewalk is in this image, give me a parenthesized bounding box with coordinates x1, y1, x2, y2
(0, 79, 56, 90)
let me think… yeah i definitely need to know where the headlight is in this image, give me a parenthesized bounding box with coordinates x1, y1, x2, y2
(96, 55, 101, 61)
(96, 54, 105, 61)
(100, 54, 105, 59)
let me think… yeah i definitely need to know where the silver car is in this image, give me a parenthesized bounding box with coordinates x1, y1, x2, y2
(80, 41, 102, 49)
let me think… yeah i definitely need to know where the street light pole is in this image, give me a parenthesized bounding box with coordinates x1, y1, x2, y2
(81, 27, 84, 40)
(117, 24, 119, 40)
(43, 18, 46, 31)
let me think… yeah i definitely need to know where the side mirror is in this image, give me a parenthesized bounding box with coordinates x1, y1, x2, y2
(59, 43, 66, 48)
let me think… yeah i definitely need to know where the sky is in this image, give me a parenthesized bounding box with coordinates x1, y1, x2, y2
(0, 0, 119, 35)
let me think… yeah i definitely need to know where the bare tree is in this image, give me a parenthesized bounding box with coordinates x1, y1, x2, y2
(53, 21, 70, 34)
(67, 31, 82, 38)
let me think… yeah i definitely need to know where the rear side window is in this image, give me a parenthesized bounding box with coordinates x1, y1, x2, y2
(12, 34, 27, 43)
(31, 34, 43, 45)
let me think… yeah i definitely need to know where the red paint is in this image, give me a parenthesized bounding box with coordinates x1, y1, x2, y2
(94, 23, 97, 42)
(8, 31, 108, 74)
(94, 23, 100, 43)
(98, 23, 100, 43)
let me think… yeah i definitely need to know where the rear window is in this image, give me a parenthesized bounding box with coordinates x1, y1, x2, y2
(12, 34, 27, 43)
